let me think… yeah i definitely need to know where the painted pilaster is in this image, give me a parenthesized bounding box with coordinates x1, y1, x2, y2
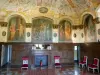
(25, 23, 32, 42)
(72, 25, 84, 43)
(0, 22, 8, 42)
(52, 24, 59, 43)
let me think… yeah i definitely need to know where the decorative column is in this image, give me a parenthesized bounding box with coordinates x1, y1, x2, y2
(0, 22, 8, 42)
(52, 24, 59, 43)
(25, 23, 32, 42)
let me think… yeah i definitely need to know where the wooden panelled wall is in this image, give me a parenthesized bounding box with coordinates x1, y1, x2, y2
(1, 43, 100, 67)
(80, 43, 100, 64)
(0, 45, 1, 67)
(10, 43, 74, 66)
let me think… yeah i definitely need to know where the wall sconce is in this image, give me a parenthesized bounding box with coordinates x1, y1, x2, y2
(74, 33, 76, 38)
(81, 33, 84, 38)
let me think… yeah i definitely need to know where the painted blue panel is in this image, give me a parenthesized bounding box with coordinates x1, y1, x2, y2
(35, 55, 48, 67)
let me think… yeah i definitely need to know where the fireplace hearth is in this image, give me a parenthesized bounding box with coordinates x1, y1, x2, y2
(35, 55, 48, 67)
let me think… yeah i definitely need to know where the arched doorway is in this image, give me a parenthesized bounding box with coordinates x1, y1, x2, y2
(7, 15, 26, 42)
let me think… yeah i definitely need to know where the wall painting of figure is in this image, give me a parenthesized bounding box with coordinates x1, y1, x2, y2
(84, 15, 96, 42)
(8, 16, 25, 42)
(59, 20, 72, 42)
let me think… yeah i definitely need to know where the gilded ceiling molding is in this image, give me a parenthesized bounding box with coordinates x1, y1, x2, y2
(26, 23, 32, 28)
(72, 25, 84, 30)
(72, 26, 77, 30)
(93, 17, 100, 24)
(53, 24, 58, 29)
(79, 25, 84, 29)
(0, 22, 7, 27)
(32, 14, 55, 22)
(4, 12, 27, 23)
(32, 16, 54, 22)
(58, 17, 74, 25)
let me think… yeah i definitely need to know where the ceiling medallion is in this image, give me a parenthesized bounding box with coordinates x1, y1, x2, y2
(39, 7, 48, 13)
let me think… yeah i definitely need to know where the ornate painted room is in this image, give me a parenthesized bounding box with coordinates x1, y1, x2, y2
(0, 0, 100, 75)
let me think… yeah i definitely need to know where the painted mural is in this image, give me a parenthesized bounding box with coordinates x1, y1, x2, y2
(8, 16, 25, 42)
(0, 0, 99, 43)
(0, 0, 97, 17)
(59, 20, 72, 42)
(32, 17, 53, 42)
(84, 15, 96, 42)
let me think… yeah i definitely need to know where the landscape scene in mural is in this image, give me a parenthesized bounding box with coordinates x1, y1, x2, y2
(8, 16, 25, 42)
(32, 17, 53, 42)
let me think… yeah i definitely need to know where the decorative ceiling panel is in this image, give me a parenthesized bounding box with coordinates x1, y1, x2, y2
(0, 0, 99, 16)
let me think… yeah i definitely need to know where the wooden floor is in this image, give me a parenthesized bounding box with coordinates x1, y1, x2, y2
(1, 65, 100, 75)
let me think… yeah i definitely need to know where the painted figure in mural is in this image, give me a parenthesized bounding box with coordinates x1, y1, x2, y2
(59, 25, 65, 41)
(84, 16, 96, 42)
(39, 24, 45, 40)
(88, 19, 96, 41)
(18, 24, 24, 38)
(46, 24, 50, 40)
(65, 22, 71, 40)
(9, 24, 16, 40)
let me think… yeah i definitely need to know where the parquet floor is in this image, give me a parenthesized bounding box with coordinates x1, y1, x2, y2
(0, 65, 100, 75)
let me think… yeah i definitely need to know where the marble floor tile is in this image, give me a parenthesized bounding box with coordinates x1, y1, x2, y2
(1, 66, 100, 75)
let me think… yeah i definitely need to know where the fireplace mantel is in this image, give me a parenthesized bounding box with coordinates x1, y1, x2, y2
(31, 50, 52, 66)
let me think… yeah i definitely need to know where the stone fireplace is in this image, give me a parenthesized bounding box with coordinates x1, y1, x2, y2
(31, 50, 52, 67)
